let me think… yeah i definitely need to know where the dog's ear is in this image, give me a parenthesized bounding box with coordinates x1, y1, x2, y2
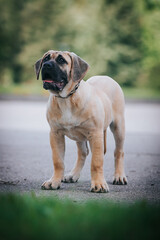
(34, 58, 42, 80)
(70, 53, 89, 82)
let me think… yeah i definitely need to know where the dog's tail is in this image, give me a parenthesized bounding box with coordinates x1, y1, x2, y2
(104, 130, 107, 155)
(86, 141, 89, 155)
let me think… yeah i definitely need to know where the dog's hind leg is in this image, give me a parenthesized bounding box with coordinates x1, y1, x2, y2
(63, 141, 89, 183)
(110, 117, 127, 185)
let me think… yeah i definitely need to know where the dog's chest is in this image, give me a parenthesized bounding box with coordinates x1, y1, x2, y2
(58, 106, 80, 127)
(59, 113, 86, 141)
(52, 108, 88, 141)
(47, 97, 92, 141)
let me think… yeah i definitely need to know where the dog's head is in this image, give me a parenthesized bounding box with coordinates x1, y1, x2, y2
(34, 50, 89, 96)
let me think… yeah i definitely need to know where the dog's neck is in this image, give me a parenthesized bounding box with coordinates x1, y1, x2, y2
(50, 80, 90, 110)
(55, 81, 80, 99)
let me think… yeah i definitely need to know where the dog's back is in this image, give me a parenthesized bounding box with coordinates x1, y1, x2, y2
(87, 75, 125, 117)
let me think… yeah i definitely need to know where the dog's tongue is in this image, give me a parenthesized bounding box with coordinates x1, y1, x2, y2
(43, 80, 64, 90)
(43, 80, 53, 83)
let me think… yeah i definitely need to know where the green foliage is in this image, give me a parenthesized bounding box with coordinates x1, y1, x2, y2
(0, 194, 160, 240)
(0, 0, 26, 83)
(0, 0, 160, 89)
(102, 0, 142, 86)
(141, 0, 160, 89)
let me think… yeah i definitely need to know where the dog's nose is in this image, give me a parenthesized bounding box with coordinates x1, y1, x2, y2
(43, 62, 52, 69)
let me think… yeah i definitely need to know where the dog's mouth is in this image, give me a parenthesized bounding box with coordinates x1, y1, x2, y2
(42, 72, 67, 92)
(43, 79, 65, 91)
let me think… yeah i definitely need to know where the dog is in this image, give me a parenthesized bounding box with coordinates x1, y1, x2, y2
(35, 50, 127, 193)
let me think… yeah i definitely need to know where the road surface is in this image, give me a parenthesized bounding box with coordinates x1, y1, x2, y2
(0, 99, 160, 203)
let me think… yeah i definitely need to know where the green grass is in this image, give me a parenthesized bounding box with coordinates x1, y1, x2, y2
(122, 87, 160, 100)
(0, 194, 159, 240)
(0, 82, 49, 97)
(0, 82, 160, 100)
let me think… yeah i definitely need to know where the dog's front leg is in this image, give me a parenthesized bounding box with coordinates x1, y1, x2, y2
(41, 130, 65, 190)
(89, 131, 109, 193)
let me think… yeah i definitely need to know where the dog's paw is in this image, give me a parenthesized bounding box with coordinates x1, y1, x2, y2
(91, 178, 109, 193)
(41, 179, 61, 190)
(63, 173, 80, 183)
(113, 173, 127, 185)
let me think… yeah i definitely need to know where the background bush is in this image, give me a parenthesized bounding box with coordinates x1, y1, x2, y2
(0, 0, 160, 89)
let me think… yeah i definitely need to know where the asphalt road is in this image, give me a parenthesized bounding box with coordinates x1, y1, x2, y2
(0, 99, 160, 203)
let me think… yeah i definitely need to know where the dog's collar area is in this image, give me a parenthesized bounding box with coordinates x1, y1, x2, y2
(55, 82, 80, 99)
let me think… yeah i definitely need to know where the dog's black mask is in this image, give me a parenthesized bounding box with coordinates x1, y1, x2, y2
(41, 59, 68, 92)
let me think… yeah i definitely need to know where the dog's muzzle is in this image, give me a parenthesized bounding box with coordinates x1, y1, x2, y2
(43, 79, 65, 92)
(42, 62, 67, 92)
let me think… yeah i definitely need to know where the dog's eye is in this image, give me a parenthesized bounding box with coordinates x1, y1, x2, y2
(56, 55, 66, 64)
(43, 55, 50, 62)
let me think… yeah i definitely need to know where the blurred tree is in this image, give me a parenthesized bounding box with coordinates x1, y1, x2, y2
(102, 0, 142, 86)
(141, 0, 160, 89)
(0, 0, 159, 89)
(18, 0, 143, 86)
(0, 0, 25, 83)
